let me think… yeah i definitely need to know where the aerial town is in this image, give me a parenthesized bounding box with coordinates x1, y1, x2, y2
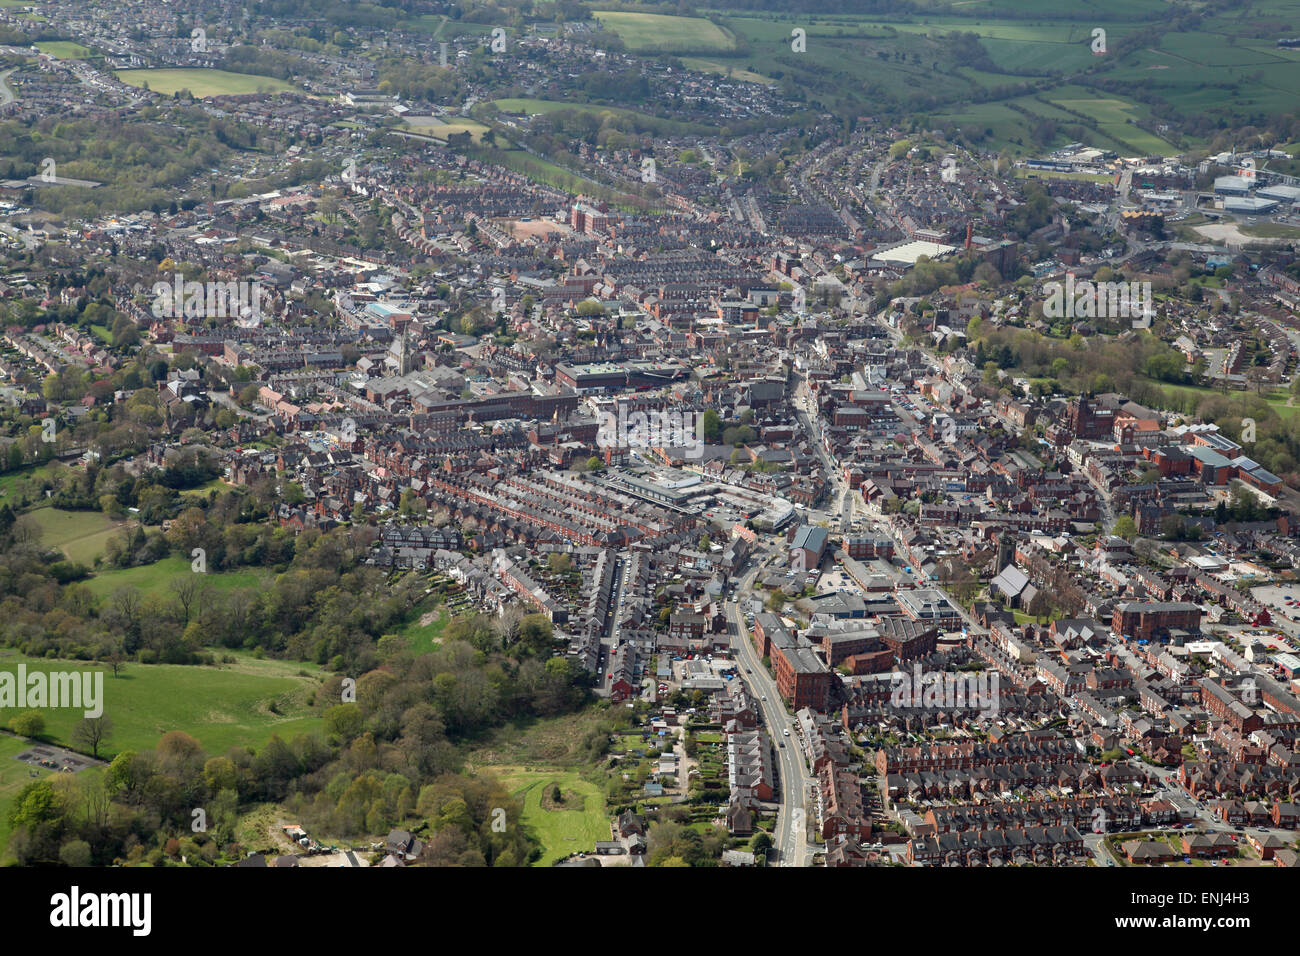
(0, 1, 1297, 910)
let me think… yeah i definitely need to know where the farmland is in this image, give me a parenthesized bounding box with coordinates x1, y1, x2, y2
(667, 1, 1300, 155)
(593, 11, 736, 54)
(114, 69, 299, 97)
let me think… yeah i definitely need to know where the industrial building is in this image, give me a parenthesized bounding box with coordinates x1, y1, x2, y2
(1213, 176, 1253, 196)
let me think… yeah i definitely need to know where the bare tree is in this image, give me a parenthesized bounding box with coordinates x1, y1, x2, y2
(72, 715, 113, 759)
(170, 575, 199, 626)
(498, 604, 526, 650)
(10, 515, 40, 546)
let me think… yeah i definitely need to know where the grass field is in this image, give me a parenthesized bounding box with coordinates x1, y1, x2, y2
(179, 477, 236, 498)
(27, 507, 127, 564)
(484, 765, 610, 866)
(492, 97, 632, 116)
(1046, 92, 1178, 156)
(1242, 223, 1300, 239)
(697, 5, 1300, 153)
(1016, 168, 1114, 184)
(1142, 379, 1300, 423)
(401, 117, 490, 143)
(0, 731, 84, 861)
(0, 463, 60, 501)
(461, 142, 649, 209)
(34, 41, 92, 59)
(680, 57, 774, 85)
(397, 608, 448, 655)
(488, 97, 715, 136)
(0, 650, 326, 760)
(81, 555, 274, 601)
(114, 69, 298, 97)
(594, 10, 735, 53)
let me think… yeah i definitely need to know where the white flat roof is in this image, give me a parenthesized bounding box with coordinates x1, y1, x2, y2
(871, 240, 957, 266)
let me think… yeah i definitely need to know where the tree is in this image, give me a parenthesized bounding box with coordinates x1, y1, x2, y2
(10, 710, 44, 738)
(1112, 515, 1138, 541)
(1026, 589, 1053, 622)
(71, 715, 112, 759)
(170, 575, 200, 625)
(700, 409, 723, 443)
(59, 839, 92, 868)
(107, 646, 125, 678)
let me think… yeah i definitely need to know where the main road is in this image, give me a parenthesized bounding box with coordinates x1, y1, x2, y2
(727, 553, 815, 866)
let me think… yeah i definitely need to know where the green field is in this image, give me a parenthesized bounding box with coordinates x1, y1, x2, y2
(400, 117, 490, 143)
(486, 765, 610, 866)
(492, 97, 628, 116)
(594, 10, 735, 53)
(694, 4, 1300, 154)
(1242, 223, 1300, 239)
(0, 731, 84, 860)
(488, 97, 715, 136)
(1016, 167, 1115, 184)
(114, 69, 298, 97)
(35, 41, 92, 59)
(0, 650, 326, 760)
(1046, 92, 1178, 156)
(680, 57, 774, 85)
(28, 507, 128, 564)
(179, 477, 236, 498)
(397, 608, 448, 655)
(459, 142, 650, 209)
(0, 463, 61, 502)
(81, 556, 274, 601)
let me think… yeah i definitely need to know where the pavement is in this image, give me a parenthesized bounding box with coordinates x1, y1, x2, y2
(728, 553, 815, 866)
